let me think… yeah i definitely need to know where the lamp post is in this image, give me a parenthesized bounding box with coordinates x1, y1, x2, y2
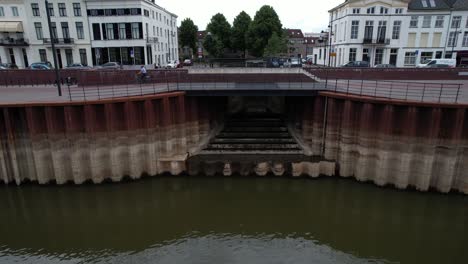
(328, 24, 333, 67)
(45, 0, 62, 96)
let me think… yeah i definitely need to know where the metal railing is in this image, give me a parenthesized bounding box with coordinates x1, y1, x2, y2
(325, 79, 463, 103)
(43, 38, 75, 45)
(0, 38, 29, 46)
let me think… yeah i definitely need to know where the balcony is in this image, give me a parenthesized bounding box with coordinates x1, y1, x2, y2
(43, 38, 75, 46)
(363, 38, 390, 45)
(0, 38, 29, 46)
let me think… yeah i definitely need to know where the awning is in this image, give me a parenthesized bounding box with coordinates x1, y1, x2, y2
(0, 22, 23, 33)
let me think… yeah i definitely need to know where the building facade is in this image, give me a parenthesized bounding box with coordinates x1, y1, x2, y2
(0, 0, 178, 68)
(329, 0, 468, 67)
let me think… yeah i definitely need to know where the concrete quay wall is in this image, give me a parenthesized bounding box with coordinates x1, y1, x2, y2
(292, 95, 468, 194)
(0, 93, 224, 185)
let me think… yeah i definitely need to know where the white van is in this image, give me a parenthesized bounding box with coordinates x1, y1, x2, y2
(417, 59, 456, 68)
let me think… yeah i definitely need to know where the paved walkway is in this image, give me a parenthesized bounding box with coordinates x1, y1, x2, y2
(0, 79, 467, 105)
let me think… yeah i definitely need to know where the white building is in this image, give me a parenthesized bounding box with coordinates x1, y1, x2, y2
(0, 0, 178, 68)
(328, 0, 468, 67)
(86, 0, 178, 67)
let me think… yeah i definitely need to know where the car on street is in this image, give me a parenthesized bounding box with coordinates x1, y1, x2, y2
(426, 64, 450, 68)
(0, 63, 18, 69)
(66, 63, 92, 69)
(416, 59, 456, 68)
(290, 58, 302, 68)
(29, 62, 52, 70)
(97, 62, 121, 70)
(183, 59, 192, 66)
(166, 60, 180, 69)
(374, 64, 396, 68)
(342, 61, 370, 67)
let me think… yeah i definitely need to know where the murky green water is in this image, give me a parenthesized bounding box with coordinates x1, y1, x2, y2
(0, 177, 467, 264)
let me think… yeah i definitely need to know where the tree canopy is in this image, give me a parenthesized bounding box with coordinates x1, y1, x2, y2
(178, 18, 198, 54)
(246, 5, 283, 57)
(203, 33, 224, 58)
(231, 11, 252, 56)
(263, 32, 287, 57)
(206, 13, 232, 49)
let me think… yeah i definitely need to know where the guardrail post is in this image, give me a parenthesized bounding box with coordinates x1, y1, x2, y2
(97, 82, 100, 100)
(360, 79, 364, 96)
(405, 83, 409, 101)
(346, 79, 350, 94)
(439, 84, 443, 103)
(82, 83, 86, 101)
(455, 84, 461, 103)
(374, 80, 377, 97)
(422, 83, 426, 102)
(335, 79, 338, 92)
(389, 82, 393, 98)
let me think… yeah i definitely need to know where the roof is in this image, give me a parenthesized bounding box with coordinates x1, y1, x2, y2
(287, 29, 304, 39)
(408, 0, 468, 10)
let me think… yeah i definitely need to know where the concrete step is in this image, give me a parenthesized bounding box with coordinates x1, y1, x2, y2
(217, 132, 292, 138)
(211, 138, 297, 144)
(207, 143, 301, 150)
(224, 127, 288, 132)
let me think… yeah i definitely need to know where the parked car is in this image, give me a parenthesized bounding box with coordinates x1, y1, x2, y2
(290, 58, 302, 68)
(66, 63, 92, 69)
(29, 62, 52, 70)
(0, 63, 18, 69)
(342, 61, 370, 67)
(426, 64, 450, 68)
(98, 62, 121, 70)
(166, 60, 180, 69)
(374, 64, 396, 68)
(416, 59, 456, 68)
(183, 59, 192, 66)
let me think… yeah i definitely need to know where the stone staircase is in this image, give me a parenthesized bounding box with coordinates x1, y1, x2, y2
(201, 114, 303, 154)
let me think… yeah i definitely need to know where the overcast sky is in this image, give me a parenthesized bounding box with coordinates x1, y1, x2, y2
(156, 0, 344, 33)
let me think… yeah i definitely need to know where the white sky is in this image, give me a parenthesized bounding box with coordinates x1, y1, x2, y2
(156, 0, 344, 33)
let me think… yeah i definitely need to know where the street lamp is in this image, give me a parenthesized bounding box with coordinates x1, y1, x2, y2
(45, 0, 62, 96)
(328, 24, 333, 67)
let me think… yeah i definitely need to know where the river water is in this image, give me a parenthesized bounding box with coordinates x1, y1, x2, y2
(0, 177, 467, 264)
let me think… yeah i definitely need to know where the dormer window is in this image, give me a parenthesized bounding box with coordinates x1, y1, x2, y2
(395, 8, 403, 14)
(352, 8, 360, 14)
(367, 7, 375, 14)
(380, 7, 388, 14)
(421, 0, 437, 7)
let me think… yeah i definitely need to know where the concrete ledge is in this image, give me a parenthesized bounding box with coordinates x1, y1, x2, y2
(188, 68, 306, 74)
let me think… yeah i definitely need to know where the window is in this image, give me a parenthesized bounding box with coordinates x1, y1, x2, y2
(65, 49, 73, 66)
(380, 7, 388, 14)
(106, 24, 114, 40)
(144, 9, 149, 17)
(351, 21, 359, 39)
(76, 22, 84, 39)
(367, 7, 375, 14)
(47, 3, 54, 16)
(420, 52, 433, 63)
(11, 7, 19, 16)
(352, 8, 360, 14)
(377, 21, 387, 41)
(34, 22, 43, 40)
(119, 23, 126, 39)
(364, 21, 374, 40)
(422, 16, 432, 28)
(435, 16, 444, 28)
(51, 22, 57, 39)
(445, 51, 453, 59)
(410, 16, 418, 28)
(404, 52, 416, 65)
(392, 21, 401, 39)
(79, 49, 88, 65)
(61, 22, 70, 39)
(116, 9, 124, 15)
(0, 7, 4, 16)
(448, 32, 458, 47)
(152, 11, 155, 18)
(435, 51, 442, 59)
(395, 8, 403, 14)
(375, 49, 384, 65)
(452, 16, 461, 28)
(73, 3, 81, 16)
(39, 49, 47, 62)
(132, 23, 140, 39)
(153, 26, 156, 36)
(104, 9, 112, 16)
(58, 3, 66, 16)
(130, 8, 139, 15)
(92, 24, 101, 40)
(349, 48, 357, 62)
(31, 3, 40, 16)
(463, 32, 468, 46)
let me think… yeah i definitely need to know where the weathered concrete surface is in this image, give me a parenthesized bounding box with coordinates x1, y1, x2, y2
(290, 96, 468, 194)
(0, 93, 224, 185)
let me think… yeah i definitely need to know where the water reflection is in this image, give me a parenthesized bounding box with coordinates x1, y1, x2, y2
(0, 177, 467, 264)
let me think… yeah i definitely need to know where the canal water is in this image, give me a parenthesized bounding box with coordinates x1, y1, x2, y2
(0, 176, 467, 264)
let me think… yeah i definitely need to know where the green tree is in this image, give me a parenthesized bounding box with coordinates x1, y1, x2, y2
(206, 13, 232, 50)
(178, 18, 198, 55)
(203, 33, 224, 58)
(246, 5, 283, 57)
(263, 32, 287, 57)
(231, 11, 252, 57)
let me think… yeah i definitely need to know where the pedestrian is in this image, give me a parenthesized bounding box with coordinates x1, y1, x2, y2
(138, 65, 147, 82)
